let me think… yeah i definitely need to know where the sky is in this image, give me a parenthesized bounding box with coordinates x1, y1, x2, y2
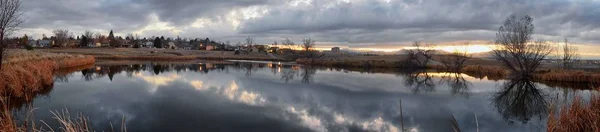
(12, 0, 600, 51)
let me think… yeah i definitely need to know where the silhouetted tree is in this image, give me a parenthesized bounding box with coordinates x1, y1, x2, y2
(83, 30, 94, 39)
(560, 38, 579, 69)
(281, 37, 295, 49)
(493, 14, 552, 78)
(439, 44, 472, 72)
(403, 71, 435, 93)
(492, 78, 547, 124)
(153, 37, 162, 48)
(280, 69, 296, 83)
(403, 41, 433, 68)
(439, 73, 471, 97)
(109, 30, 120, 47)
(301, 38, 315, 57)
(79, 35, 88, 47)
(301, 66, 316, 84)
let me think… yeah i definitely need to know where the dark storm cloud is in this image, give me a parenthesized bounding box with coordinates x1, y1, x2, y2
(141, 0, 274, 25)
(21, 0, 151, 33)
(239, 0, 600, 44)
(16, 0, 600, 44)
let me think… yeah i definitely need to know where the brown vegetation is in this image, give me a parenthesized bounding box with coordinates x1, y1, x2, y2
(296, 58, 400, 68)
(535, 70, 600, 85)
(56, 56, 96, 68)
(0, 60, 57, 98)
(40, 48, 284, 61)
(0, 51, 101, 131)
(548, 95, 600, 132)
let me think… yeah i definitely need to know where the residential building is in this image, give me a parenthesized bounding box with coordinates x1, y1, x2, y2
(167, 42, 177, 49)
(331, 47, 341, 52)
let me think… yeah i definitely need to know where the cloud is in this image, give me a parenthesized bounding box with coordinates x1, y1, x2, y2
(13, 0, 600, 45)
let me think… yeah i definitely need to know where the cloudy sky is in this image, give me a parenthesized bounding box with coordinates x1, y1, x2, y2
(14, 0, 600, 47)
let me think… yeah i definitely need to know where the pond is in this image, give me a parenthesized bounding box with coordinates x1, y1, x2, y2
(22, 61, 595, 132)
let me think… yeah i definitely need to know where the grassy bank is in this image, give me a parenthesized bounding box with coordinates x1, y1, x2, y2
(548, 95, 600, 132)
(0, 50, 97, 131)
(41, 48, 286, 61)
(297, 58, 600, 87)
(0, 50, 96, 98)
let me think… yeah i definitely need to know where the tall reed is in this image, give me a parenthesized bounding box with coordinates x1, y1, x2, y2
(548, 95, 600, 132)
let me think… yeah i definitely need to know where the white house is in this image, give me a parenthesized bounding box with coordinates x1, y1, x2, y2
(167, 42, 177, 49)
(144, 42, 154, 48)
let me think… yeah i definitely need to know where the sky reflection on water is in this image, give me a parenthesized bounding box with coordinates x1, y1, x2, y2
(25, 61, 596, 132)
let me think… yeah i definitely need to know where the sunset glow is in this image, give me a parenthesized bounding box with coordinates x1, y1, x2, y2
(337, 44, 496, 54)
(436, 45, 495, 54)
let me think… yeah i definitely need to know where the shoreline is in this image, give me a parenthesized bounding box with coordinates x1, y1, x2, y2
(296, 58, 600, 88)
(0, 50, 96, 101)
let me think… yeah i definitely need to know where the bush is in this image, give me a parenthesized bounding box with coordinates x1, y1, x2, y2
(24, 45, 34, 50)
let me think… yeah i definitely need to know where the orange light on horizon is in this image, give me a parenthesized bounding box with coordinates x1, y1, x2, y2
(436, 45, 495, 54)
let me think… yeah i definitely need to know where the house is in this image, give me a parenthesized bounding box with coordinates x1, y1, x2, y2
(190, 41, 201, 50)
(331, 47, 341, 52)
(180, 42, 192, 50)
(167, 42, 177, 49)
(37, 40, 53, 48)
(95, 39, 110, 47)
(144, 41, 154, 48)
(68, 39, 80, 47)
(206, 43, 219, 50)
(199, 42, 221, 50)
(119, 40, 132, 48)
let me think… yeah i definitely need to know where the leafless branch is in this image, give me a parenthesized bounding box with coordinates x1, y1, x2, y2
(53, 29, 70, 47)
(0, 0, 24, 70)
(493, 14, 552, 78)
(404, 41, 434, 68)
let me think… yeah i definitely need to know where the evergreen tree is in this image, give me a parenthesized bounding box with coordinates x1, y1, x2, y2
(80, 35, 88, 47)
(154, 37, 162, 48)
(108, 30, 120, 47)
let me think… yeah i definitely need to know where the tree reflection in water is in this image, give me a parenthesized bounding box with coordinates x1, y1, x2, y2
(301, 66, 316, 84)
(402, 70, 435, 93)
(280, 69, 296, 83)
(439, 73, 471, 97)
(492, 79, 547, 124)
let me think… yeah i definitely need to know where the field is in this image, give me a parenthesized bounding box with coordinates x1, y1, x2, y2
(40, 48, 283, 61)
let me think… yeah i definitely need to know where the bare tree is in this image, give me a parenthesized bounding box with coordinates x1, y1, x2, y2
(93, 32, 102, 40)
(281, 37, 295, 49)
(0, 0, 23, 70)
(439, 44, 472, 72)
(560, 38, 579, 69)
(83, 31, 94, 39)
(301, 38, 315, 58)
(404, 41, 434, 68)
(493, 14, 553, 78)
(245, 37, 254, 46)
(53, 29, 70, 47)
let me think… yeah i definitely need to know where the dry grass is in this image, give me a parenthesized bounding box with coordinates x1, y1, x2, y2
(547, 95, 600, 132)
(55, 56, 96, 68)
(41, 48, 283, 61)
(535, 70, 600, 86)
(0, 105, 127, 132)
(0, 60, 57, 98)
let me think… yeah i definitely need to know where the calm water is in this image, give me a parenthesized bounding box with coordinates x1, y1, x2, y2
(22, 61, 594, 132)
